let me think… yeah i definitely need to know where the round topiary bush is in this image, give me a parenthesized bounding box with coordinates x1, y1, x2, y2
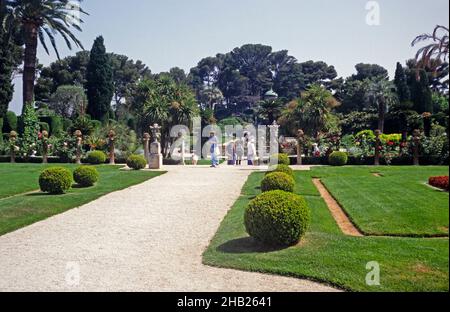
(267, 164, 294, 177)
(127, 155, 147, 170)
(39, 167, 72, 194)
(86, 150, 107, 165)
(261, 172, 295, 193)
(73, 166, 99, 187)
(272, 153, 290, 166)
(244, 190, 311, 246)
(328, 151, 348, 166)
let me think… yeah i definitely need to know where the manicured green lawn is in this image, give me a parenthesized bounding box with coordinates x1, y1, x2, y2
(0, 164, 164, 236)
(309, 166, 449, 236)
(203, 168, 449, 292)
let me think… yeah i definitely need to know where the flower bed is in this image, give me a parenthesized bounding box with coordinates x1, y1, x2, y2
(429, 176, 449, 191)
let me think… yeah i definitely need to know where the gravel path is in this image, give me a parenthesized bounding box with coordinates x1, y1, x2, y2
(0, 165, 338, 292)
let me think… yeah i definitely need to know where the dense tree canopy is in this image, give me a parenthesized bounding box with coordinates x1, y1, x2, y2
(132, 76, 199, 155)
(279, 85, 340, 137)
(351, 63, 389, 81)
(188, 44, 340, 118)
(35, 51, 90, 102)
(49, 85, 87, 118)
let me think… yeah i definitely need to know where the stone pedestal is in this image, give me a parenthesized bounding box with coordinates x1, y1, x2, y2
(149, 142, 163, 169)
(143, 133, 150, 165)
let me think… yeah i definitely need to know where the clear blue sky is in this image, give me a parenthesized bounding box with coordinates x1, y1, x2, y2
(10, 0, 449, 113)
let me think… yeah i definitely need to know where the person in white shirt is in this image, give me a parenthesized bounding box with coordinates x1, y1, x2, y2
(247, 137, 256, 166)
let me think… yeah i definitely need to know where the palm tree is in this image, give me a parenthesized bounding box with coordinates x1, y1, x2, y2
(199, 86, 224, 111)
(297, 84, 339, 138)
(364, 78, 398, 133)
(412, 25, 449, 72)
(257, 99, 284, 124)
(2, 0, 87, 111)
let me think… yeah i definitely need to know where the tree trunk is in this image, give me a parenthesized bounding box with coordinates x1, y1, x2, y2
(378, 103, 385, 133)
(23, 22, 39, 112)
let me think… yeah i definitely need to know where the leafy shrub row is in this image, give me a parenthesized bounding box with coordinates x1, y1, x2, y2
(288, 155, 449, 166)
(429, 176, 449, 191)
(39, 167, 73, 194)
(39, 166, 100, 194)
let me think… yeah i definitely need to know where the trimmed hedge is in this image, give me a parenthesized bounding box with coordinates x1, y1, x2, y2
(272, 153, 290, 166)
(261, 172, 295, 193)
(328, 151, 349, 166)
(292, 155, 449, 166)
(39, 167, 72, 194)
(244, 190, 311, 246)
(429, 176, 449, 191)
(126, 155, 147, 170)
(73, 166, 99, 187)
(266, 164, 294, 177)
(86, 151, 107, 165)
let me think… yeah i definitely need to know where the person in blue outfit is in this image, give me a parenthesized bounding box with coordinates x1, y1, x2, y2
(209, 132, 219, 168)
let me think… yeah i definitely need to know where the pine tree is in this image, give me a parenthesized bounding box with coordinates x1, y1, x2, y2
(394, 62, 411, 102)
(86, 36, 114, 121)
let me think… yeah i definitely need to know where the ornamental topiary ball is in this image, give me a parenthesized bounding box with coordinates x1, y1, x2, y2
(267, 164, 294, 177)
(86, 150, 107, 165)
(272, 153, 290, 166)
(73, 166, 99, 187)
(39, 167, 72, 194)
(328, 151, 348, 166)
(127, 155, 147, 170)
(261, 172, 295, 193)
(244, 190, 311, 246)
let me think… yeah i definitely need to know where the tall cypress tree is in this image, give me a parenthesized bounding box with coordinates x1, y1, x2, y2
(0, 31, 14, 122)
(409, 69, 433, 114)
(86, 36, 114, 121)
(394, 62, 410, 103)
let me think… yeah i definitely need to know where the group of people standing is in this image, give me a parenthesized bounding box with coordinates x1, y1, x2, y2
(199, 132, 259, 168)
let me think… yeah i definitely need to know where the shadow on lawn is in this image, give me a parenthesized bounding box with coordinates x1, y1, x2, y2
(26, 192, 55, 197)
(217, 237, 286, 254)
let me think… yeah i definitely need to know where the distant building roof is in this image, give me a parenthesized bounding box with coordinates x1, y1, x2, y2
(264, 89, 278, 98)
